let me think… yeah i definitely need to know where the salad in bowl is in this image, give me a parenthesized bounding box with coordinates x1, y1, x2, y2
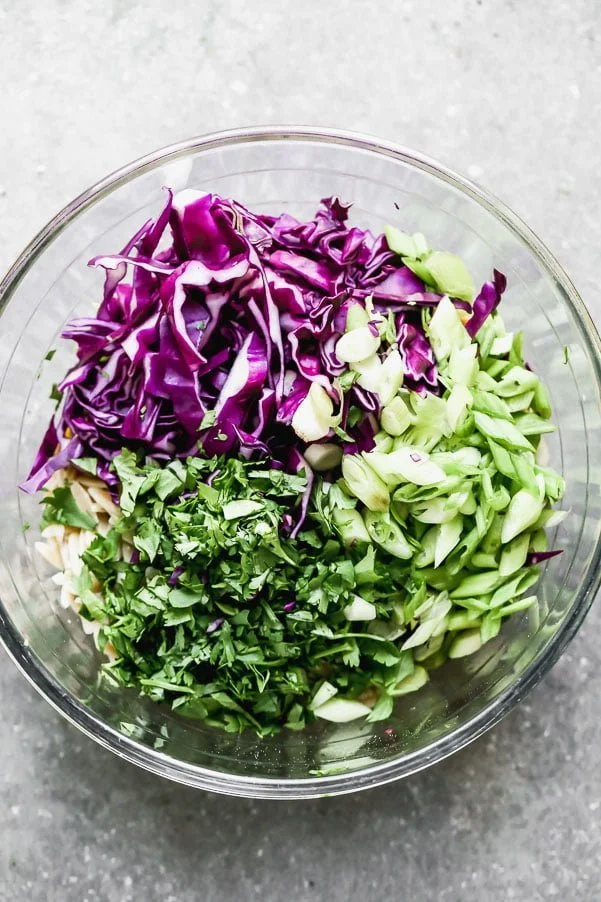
(24, 188, 566, 738)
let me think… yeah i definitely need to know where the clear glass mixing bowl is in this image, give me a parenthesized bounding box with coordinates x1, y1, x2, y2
(1, 127, 600, 799)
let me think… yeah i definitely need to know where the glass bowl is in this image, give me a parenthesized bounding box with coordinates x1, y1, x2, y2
(1, 127, 600, 799)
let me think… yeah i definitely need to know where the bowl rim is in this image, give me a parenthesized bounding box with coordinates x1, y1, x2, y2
(1, 124, 600, 799)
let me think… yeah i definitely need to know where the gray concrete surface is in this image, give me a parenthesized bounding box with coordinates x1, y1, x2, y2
(1, 1, 600, 899)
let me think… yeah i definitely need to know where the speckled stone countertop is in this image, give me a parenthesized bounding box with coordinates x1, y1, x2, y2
(1, 2, 600, 899)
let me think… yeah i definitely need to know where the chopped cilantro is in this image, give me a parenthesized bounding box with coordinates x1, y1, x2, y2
(77, 452, 419, 737)
(41, 485, 97, 530)
(199, 410, 217, 430)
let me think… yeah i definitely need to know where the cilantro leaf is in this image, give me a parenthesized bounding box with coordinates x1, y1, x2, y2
(199, 410, 217, 430)
(41, 486, 96, 530)
(71, 457, 98, 477)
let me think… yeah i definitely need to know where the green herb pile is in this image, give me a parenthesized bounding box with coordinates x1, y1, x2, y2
(56, 454, 411, 735)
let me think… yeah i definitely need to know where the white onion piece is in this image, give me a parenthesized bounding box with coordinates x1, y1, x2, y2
(343, 595, 377, 621)
(335, 326, 380, 364)
(313, 698, 372, 723)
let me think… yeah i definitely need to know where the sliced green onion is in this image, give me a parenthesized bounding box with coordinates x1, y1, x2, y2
(390, 665, 429, 696)
(345, 302, 370, 331)
(528, 528, 548, 553)
(476, 318, 499, 360)
(495, 366, 539, 398)
(353, 353, 383, 392)
(427, 295, 471, 360)
(535, 466, 566, 502)
(506, 390, 535, 413)
(341, 456, 390, 511)
(291, 382, 340, 442)
(384, 225, 418, 258)
(485, 358, 511, 379)
(471, 552, 499, 569)
(413, 490, 472, 525)
(448, 612, 482, 631)
(448, 629, 483, 658)
(374, 431, 394, 453)
(310, 681, 338, 710)
(434, 515, 463, 567)
(480, 612, 502, 643)
(446, 384, 473, 432)
(430, 614, 449, 638)
(534, 509, 569, 530)
(474, 411, 534, 453)
(512, 454, 541, 490)
(380, 396, 412, 436)
(499, 533, 530, 577)
(479, 515, 503, 557)
(472, 390, 513, 422)
(364, 510, 413, 559)
(459, 491, 477, 515)
(423, 251, 475, 302)
(332, 508, 372, 548)
(501, 489, 544, 543)
(403, 257, 434, 282)
(453, 596, 490, 614)
(413, 632, 445, 661)
(509, 331, 525, 365)
(405, 394, 452, 449)
(378, 350, 405, 406)
(366, 447, 446, 487)
(412, 232, 429, 257)
(489, 333, 514, 356)
(532, 379, 552, 418)
(489, 568, 539, 608)
(434, 446, 482, 471)
(498, 594, 538, 617)
(336, 326, 380, 364)
(535, 436, 550, 467)
(486, 440, 518, 480)
(414, 526, 437, 568)
(311, 381, 338, 421)
(514, 413, 556, 436)
(448, 343, 479, 386)
(304, 442, 343, 471)
(450, 569, 506, 598)
(401, 618, 440, 650)
(476, 370, 500, 393)
(489, 486, 511, 512)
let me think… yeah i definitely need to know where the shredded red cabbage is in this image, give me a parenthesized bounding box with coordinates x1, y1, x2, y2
(465, 269, 507, 337)
(22, 192, 507, 508)
(23, 193, 446, 493)
(526, 549, 563, 566)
